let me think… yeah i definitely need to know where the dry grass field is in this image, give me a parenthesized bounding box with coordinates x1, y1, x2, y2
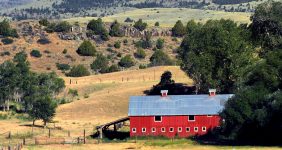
(65, 8, 252, 27)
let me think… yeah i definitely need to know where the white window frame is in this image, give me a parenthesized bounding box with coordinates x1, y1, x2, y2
(152, 127, 156, 133)
(132, 128, 136, 133)
(178, 127, 182, 132)
(186, 127, 190, 132)
(142, 128, 146, 133)
(154, 116, 162, 122)
(188, 115, 195, 122)
(161, 127, 166, 132)
(169, 127, 174, 132)
(194, 127, 198, 132)
(202, 127, 206, 132)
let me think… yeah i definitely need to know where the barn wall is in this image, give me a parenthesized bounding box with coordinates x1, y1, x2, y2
(130, 115, 220, 138)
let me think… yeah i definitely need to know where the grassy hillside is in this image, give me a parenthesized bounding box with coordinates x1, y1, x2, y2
(66, 8, 252, 27)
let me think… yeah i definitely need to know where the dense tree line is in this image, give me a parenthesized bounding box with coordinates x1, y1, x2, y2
(213, 0, 254, 5)
(179, 19, 254, 94)
(176, 1, 282, 145)
(219, 1, 282, 145)
(0, 51, 65, 126)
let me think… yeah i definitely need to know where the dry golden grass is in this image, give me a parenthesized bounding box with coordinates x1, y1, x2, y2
(66, 8, 252, 27)
(54, 66, 192, 135)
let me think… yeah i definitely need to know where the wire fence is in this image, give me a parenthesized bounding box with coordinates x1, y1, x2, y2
(0, 127, 93, 148)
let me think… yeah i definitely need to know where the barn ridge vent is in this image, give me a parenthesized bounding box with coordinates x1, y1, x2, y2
(209, 89, 216, 96)
(161, 90, 168, 97)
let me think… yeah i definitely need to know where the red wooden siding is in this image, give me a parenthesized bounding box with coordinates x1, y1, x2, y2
(130, 115, 221, 138)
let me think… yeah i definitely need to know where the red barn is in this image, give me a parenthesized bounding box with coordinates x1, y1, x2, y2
(128, 90, 233, 138)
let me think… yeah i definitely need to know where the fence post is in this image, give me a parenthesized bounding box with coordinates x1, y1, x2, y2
(83, 129, 86, 144)
(23, 138, 25, 145)
(68, 131, 70, 137)
(8, 131, 11, 139)
(77, 137, 80, 144)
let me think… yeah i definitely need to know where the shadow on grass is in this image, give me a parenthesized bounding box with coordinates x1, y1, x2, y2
(91, 130, 130, 141)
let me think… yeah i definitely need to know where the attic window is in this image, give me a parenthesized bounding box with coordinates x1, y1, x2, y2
(154, 116, 162, 122)
(188, 115, 195, 121)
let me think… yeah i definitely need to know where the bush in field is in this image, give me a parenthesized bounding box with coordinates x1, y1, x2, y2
(134, 48, 146, 59)
(119, 55, 135, 68)
(37, 38, 51, 45)
(77, 40, 96, 56)
(1, 38, 13, 45)
(114, 41, 121, 49)
(156, 38, 165, 49)
(109, 20, 124, 37)
(39, 18, 50, 26)
(30, 50, 42, 58)
(87, 18, 109, 41)
(66, 65, 90, 77)
(172, 20, 186, 37)
(91, 54, 109, 73)
(135, 34, 152, 49)
(134, 19, 147, 31)
(155, 22, 160, 27)
(56, 63, 70, 71)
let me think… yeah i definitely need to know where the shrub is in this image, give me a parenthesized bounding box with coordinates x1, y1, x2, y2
(44, 50, 51, 54)
(135, 48, 146, 59)
(124, 17, 134, 23)
(134, 19, 147, 31)
(0, 51, 10, 56)
(106, 48, 114, 53)
(172, 20, 186, 37)
(156, 38, 165, 49)
(56, 63, 71, 71)
(55, 21, 72, 33)
(123, 39, 128, 45)
(150, 50, 173, 66)
(109, 20, 123, 37)
(39, 18, 49, 26)
(117, 52, 122, 57)
(119, 55, 135, 68)
(135, 34, 153, 49)
(155, 22, 160, 27)
(37, 38, 51, 45)
(107, 64, 119, 73)
(91, 54, 109, 73)
(87, 18, 109, 41)
(30, 49, 42, 58)
(1, 38, 13, 45)
(107, 43, 113, 47)
(77, 40, 96, 56)
(114, 41, 121, 49)
(45, 21, 71, 33)
(68, 89, 78, 97)
(139, 64, 147, 69)
(66, 65, 90, 77)
(62, 49, 68, 54)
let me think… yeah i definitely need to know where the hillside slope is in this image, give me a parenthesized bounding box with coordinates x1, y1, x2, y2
(55, 66, 193, 133)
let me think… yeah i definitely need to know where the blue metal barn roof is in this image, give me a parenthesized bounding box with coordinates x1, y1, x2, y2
(128, 94, 234, 116)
